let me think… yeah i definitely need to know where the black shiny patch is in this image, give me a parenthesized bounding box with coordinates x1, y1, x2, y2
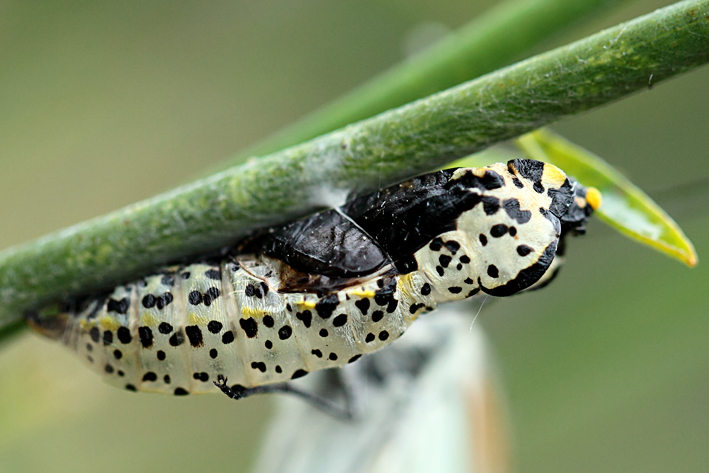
(188, 291, 202, 305)
(296, 310, 312, 328)
(394, 255, 418, 273)
(138, 327, 153, 348)
(374, 290, 398, 313)
(511, 159, 544, 183)
(142, 294, 156, 309)
(221, 331, 235, 344)
(117, 327, 131, 344)
(193, 372, 210, 382)
(239, 318, 258, 338)
(156, 292, 173, 310)
(429, 238, 444, 251)
(502, 198, 532, 224)
(158, 322, 173, 334)
(483, 241, 558, 297)
(291, 369, 308, 379)
(170, 331, 185, 346)
(371, 310, 384, 322)
(315, 294, 339, 319)
(410, 303, 425, 314)
(443, 241, 460, 254)
(482, 196, 500, 215)
(185, 325, 203, 347)
(490, 224, 508, 238)
(547, 178, 575, 218)
(517, 245, 533, 256)
(203, 287, 220, 306)
(142, 372, 157, 382)
(208, 320, 223, 333)
(333, 313, 347, 327)
(354, 298, 370, 315)
(278, 325, 293, 340)
(453, 169, 505, 191)
(107, 297, 129, 314)
(205, 269, 221, 280)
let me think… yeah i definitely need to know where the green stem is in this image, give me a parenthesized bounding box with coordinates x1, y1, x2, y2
(1, 0, 708, 331)
(219, 0, 626, 169)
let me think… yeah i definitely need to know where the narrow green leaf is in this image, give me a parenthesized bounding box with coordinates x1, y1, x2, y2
(516, 129, 698, 267)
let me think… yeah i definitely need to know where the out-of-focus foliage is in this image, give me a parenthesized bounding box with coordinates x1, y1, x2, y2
(0, 1, 707, 473)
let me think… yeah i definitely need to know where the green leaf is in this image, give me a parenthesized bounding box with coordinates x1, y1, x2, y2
(516, 129, 698, 267)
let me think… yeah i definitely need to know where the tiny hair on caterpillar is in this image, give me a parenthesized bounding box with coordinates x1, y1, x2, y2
(28, 159, 600, 403)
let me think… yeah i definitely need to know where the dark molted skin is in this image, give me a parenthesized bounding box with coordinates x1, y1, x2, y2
(253, 159, 588, 296)
(258, 210, 392, 278)
(255, 165, 559, 279)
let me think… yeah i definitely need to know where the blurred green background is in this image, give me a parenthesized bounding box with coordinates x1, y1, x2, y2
(1, 0, 707, 472)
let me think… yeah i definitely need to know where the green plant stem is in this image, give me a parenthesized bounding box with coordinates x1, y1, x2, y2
(220, 0, 626, 169)
(1, 0, 708, 331)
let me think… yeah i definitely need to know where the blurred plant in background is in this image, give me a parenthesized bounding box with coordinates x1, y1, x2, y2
(0, 0, 707, 472)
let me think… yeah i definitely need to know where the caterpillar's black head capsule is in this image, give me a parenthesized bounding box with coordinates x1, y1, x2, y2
(560, 180, 602, 236)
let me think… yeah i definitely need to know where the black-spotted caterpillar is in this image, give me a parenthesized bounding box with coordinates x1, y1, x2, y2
(29, 159, 600, 400)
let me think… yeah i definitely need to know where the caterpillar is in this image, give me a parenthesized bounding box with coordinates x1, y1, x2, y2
(28, 159, 600, 399)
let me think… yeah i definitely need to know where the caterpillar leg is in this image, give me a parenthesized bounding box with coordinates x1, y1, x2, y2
(213, 375, 354, 421)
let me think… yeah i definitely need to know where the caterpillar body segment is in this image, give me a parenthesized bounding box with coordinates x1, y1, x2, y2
(52, 259, 420, 395)
(29, 159, 599, 397)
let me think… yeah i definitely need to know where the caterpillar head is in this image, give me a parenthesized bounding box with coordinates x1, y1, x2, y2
(415, 159, 599, 301)
(523, 177, 601, 292)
